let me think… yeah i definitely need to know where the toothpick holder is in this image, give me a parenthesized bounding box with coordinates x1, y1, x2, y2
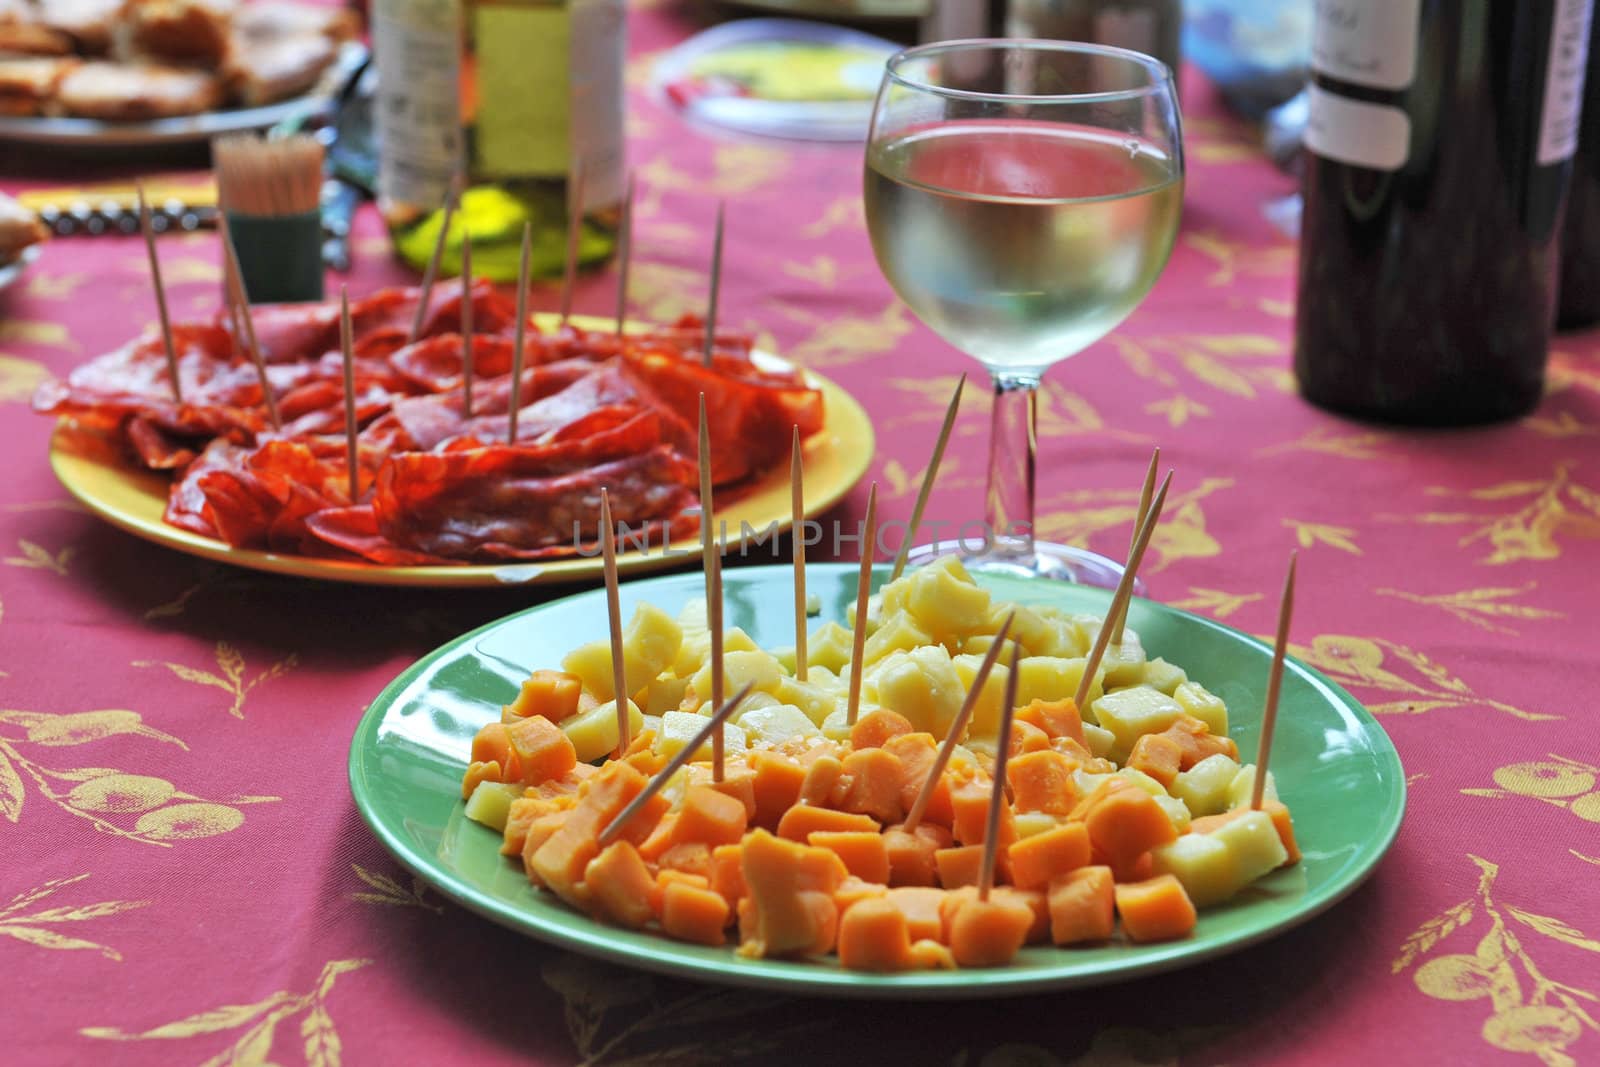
(223, 210, 324, 304)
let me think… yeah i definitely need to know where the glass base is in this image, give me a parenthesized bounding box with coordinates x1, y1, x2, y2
(901, 538, 1146, 594)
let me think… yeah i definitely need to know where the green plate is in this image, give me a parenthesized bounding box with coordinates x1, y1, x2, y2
(348, 564, 1405, 998)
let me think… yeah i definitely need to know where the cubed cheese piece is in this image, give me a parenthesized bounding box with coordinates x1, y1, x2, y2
(1013, 811, 1062, 839)
(820, 708, 874, 743)
(986, 603, 1052, 656)
(625, 603, 682, 679)
(560, 640, 621, 702)
(1152, 794, 1192, 833)
(672, 622, 760, 678)
(463, 781, 523, 832)
(905, 556, 992, 640)
(960, 634, 1026, 660)
(1170, 753, 1242, 817)
(561, 699, 645, 763)
(771, 645, 797, 674)
(689, 650, 786, 705)
(1174, 681, 1229, 737)
(773, 676, 843, 726)
(1149, 832, 1239, 907)
(1141, 657, 1188, 695)
(739, 691, 782, 714)
(1226, 764, 1279, 809)
(864, 611, 935, 666)
(1207, 809, 1289, 885)
(1015, 657, 1104, 711)
(656, 712, 749, 762)
(562, 605, 685, 703)
(643, 673, 690, 717)
(1091, 686, 1186, 761)
(1035, 616, 1089, 659)
(737, 703, 823, 747)
(873, 645, 964, 739)
(951, 655, 1009, 738)
(1115, 767, 1168, 798)
(1096, 629, 1147, 689)
(1082, 723, 1116, 758)
(1073, 769, 1114, 797)
(808, 622, 856, 675)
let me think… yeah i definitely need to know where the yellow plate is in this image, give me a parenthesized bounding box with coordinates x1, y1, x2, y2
(48, 330, 874, 588)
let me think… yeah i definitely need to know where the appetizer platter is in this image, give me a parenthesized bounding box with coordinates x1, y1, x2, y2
(0, 1, 364, 145)
(349, 437, 1405, 994)
(39, 289, 871, 586)
(349, 561, 1403, 995)
(38, 182, 874, 586)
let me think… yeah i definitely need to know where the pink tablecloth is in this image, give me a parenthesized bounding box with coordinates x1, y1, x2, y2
(3, 6, 1599, 1066)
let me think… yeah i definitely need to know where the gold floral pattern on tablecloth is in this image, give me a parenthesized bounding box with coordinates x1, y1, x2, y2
(1395, 856, 1599, 1066)
(0, 873, 149, 960)
(132, 643, 297, 719)
(0, 709, 278, 843)
(1462, 756, 1600, 825)
(83, 958, 372, 1066)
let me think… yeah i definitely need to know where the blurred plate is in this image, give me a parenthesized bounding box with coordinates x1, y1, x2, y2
(349, 563, 1406, 997)
(654, 19, 899, 141)
(0, 43, 365, 147)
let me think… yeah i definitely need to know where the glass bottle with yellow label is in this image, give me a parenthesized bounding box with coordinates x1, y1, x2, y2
(372, 0, 625, 281)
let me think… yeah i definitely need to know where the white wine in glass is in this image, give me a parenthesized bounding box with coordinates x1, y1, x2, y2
(864, 41, 1183, 585)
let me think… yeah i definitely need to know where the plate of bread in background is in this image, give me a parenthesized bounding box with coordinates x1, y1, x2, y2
(0, 0, 363, 145)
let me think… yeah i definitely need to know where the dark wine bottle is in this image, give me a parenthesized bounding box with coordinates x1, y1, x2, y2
(1559, 11, 1600, 328)
(1294, 1, 1594, 425)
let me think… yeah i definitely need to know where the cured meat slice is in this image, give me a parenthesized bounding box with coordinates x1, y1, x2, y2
(301, 506, 446, 566)
(620, 345, 823, 485)
(389, 358, 605, 451)
(167, 435, 376, 554)
(367, 411, 696, 560)
(165, 438, 249, 538)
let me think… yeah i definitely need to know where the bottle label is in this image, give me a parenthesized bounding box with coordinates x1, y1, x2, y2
(1539, 0, 1595, 165)
(373, 0, 464, 209)
(1311, 0, 1422, 91)
(1306, 85, 1411, 170)
(472, 5, 572, 179)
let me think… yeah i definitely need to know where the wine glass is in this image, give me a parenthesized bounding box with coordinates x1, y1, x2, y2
(864, 39, 1183, 585)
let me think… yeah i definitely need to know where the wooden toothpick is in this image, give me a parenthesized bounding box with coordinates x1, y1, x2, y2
(136, 182, 181, 404)
(219, 223, 280, 431)
(702, 396, 728, 780)
(902, 612, 1015, 834)
(339, 285, 358, 503)
(845, 483, 880, 727)
(597, 681, 755, 847)
(1110, 447, 1160, 645)
(791, 425, 808, 683)
(509, 221, 532, 444)
(408, 184, 459, 345)
(891, 373, 965, 581)
(1252, 551, 1297, 810)
(560, 160, 585, 329)
(979, 644, 1022, 902)
(614, 172, 635, 338)
(1072, 471, 1173, 712)
(600, 487, 629, 759)
(702, 200, 725, 366)
(460, 231, 474, 418)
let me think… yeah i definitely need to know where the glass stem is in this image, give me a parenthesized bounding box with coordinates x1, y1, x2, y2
(984, 373, 1039, 560)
